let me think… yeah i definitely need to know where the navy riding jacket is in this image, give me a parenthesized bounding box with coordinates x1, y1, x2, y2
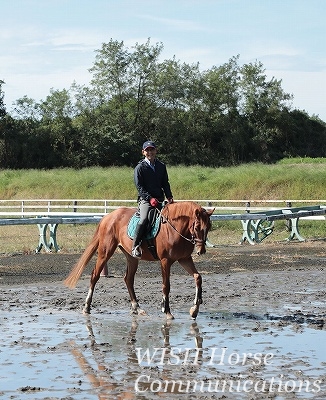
(134, 159, 173, 202)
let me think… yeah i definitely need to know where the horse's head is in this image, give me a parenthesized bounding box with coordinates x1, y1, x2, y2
(192, 207, 214, 255)
(161, 202, 214, 255)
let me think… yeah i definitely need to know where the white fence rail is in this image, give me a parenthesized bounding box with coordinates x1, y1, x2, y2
(0, 199, 325, 252)
(1, 198, 326, 217)
(0, 199, 136, 216)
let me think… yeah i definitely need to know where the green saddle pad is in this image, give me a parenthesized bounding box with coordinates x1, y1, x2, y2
(127, 213, 161, 239)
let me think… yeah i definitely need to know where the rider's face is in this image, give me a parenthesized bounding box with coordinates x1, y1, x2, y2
(142, 147, 157, 161)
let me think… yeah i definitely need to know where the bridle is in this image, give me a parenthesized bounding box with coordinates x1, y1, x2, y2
(161, 210, 208, 246)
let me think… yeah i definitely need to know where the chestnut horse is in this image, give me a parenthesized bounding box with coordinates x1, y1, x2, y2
(64, 201, 213, 319)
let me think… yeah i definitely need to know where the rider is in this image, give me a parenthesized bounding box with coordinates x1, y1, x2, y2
(132, 140, 174, 258)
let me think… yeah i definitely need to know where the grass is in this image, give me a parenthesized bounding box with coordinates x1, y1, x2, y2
(1, 159, 326, 201)
(1, 157, 326, 253)
(0, 224, 97, 254)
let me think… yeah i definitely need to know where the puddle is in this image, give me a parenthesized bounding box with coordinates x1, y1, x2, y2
(0, 309, 325, 399)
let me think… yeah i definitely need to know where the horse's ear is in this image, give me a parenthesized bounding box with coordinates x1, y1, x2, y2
(195, 207, 214, 218)
(203, 207, 215, 216)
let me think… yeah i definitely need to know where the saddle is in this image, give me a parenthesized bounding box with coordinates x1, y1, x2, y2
(127, 208, 161, 259)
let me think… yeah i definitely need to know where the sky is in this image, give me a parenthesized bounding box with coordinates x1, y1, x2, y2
(1, 0, 326, 121)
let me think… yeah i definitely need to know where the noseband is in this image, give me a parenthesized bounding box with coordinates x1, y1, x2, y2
(162, 213, 208, 246)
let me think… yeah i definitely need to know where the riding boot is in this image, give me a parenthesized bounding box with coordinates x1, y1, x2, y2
(132, 223, 146, 259)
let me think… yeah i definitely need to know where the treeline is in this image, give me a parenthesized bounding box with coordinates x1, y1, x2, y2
(0, 39, 325, 169)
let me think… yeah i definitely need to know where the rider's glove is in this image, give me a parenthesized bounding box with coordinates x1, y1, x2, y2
(150, 198, 159, 207)
(167, 198, 174, 204)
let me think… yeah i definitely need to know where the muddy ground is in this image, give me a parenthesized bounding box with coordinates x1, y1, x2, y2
(1, 241, 325, 319)
(0, 240, 326, 399)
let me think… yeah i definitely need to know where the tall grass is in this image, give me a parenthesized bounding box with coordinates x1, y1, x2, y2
(1, 158, 326, 200)
(278, 157, 326, 164)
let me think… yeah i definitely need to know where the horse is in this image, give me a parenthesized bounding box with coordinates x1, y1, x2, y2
(64, 201, 213, 319)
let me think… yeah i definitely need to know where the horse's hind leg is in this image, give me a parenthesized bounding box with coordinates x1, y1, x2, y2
(83, 245, 116, 314)
(178, 256, 202, 319)
(120, 247, 146, 316)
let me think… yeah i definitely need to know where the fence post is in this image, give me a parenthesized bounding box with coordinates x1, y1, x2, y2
(285, 201, 292, 231)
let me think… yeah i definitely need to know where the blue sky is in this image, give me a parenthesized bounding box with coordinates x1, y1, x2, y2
(1, 0, 325, 121)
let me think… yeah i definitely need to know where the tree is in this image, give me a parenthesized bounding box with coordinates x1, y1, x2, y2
(152, 59, 207, 165)
(12, 96, 40, 120)
(239, 60, 293, 162)
(89, 38, 165, 143)
(200, 56, 244, 165)
(35, 89, 80, 167)
(4, 38, 326, 168)
(0, 80, 6, 118)
(0, 80, 11, 167)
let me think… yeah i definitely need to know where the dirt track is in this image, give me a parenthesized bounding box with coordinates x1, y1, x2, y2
(1, 240, 325, 319)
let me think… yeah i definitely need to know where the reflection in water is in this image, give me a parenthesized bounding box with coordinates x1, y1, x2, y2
(67, 313, 326, 399)
(1, 310, 325, 398)
(69, 315, 205, 398)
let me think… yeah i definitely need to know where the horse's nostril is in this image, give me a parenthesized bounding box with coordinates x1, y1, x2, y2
(197, 248, 206, 255)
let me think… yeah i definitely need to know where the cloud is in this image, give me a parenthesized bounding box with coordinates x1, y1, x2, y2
(3, 65, 91, 108)
(260, 54, 325, 73)
(265, 69, 326, 118)
(49, 29, 104, 49)
(139, 14, 211, 32)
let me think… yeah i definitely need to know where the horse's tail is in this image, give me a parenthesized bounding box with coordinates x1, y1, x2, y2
(64, 227, 100, 289)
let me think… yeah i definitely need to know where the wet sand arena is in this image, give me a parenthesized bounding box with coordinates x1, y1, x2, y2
(0, 242, 326, 399)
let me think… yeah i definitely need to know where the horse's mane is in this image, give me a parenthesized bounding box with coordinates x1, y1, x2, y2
(162, 201, 200, 221)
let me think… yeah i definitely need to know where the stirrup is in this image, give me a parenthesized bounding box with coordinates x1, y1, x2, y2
(132, 245, 142, 259)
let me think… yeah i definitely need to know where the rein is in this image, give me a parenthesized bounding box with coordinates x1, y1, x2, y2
(160, 209, 205, 245)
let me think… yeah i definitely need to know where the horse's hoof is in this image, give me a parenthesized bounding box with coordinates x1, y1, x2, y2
(166, 312, 175, 320)
(83, 308, 91, 314)
(130, 308, 147, 316)
(189, 306, 199, 319)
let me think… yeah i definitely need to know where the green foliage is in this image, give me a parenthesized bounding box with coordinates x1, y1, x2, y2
(1, 39, 326, 169)
(0, 80, 6, 118)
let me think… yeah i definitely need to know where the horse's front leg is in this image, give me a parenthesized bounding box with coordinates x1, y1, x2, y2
(161, 259, 174, 320)
(122, 249, 146, 316)
(178, 256, 202, 319)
